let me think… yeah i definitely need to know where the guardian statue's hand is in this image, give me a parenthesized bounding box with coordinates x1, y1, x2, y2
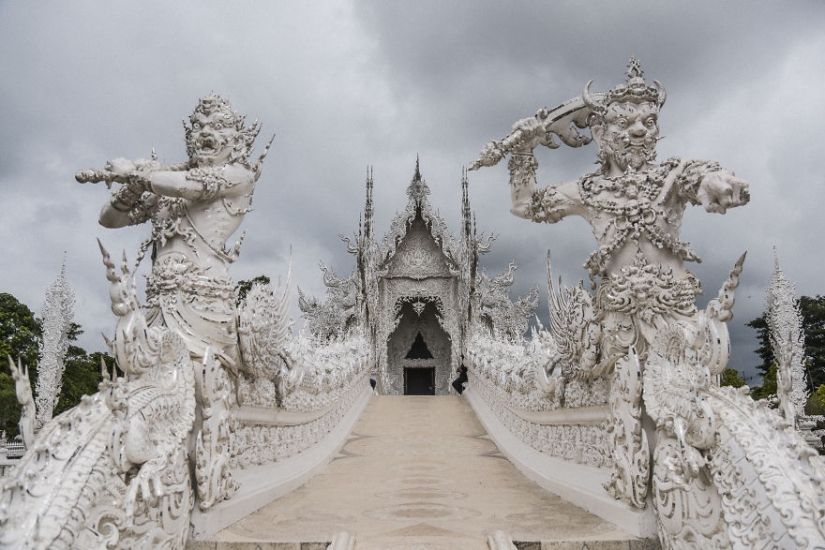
(698, 172, 750, 213)
(510, 115, 550, 153)
(104, 157, 137, 177)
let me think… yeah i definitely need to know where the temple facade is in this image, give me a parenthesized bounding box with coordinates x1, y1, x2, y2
(299, 162, 537, 395)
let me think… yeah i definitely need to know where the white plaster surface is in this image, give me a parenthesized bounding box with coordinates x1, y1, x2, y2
(190, 384, 373, 538)
(205, 395, 642, 548)
(465, 386, 658, 539)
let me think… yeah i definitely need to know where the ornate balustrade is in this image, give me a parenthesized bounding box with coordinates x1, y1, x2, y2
(465, 335, 612, 468)
(0, 245, 374, 548)
(465, 294, 825, 547)
(464, 331, 657, 537)
(191, 333, 372, 539)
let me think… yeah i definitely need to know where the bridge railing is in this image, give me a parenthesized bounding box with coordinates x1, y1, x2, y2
(464, 331, 656, 537)
(465, 314, 825, 547)
(0, 252, 373, 548)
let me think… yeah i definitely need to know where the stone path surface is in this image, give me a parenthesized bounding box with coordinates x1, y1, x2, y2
(210, 395, 639, 549)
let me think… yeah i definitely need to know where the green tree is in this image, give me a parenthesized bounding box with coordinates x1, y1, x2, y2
(0, 293, 41, 369)
(720, 368, 746, 388)
(236, 275, 271, 304)
(48, 322, 115, 417)
(0, 293, 115, 436)
(801, 295, 825, 390)
(54, 348, 115, 417)
(0, 294, 41, 437)
(0, 370, 22, 438)
(750, 363, 778, 401)
(806, 384, 825, 416)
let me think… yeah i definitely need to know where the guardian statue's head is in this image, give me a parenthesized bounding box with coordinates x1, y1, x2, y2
(184, 93, 261, 167)
(583, 58, 666, 174)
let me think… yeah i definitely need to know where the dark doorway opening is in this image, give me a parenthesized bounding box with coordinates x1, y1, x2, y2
(404, 367, 435, 395)
(406, 332, 433, 359)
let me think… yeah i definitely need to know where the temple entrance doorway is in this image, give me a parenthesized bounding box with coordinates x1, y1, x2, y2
(404, 367, 435, 395)
(386, 300, 452, 394)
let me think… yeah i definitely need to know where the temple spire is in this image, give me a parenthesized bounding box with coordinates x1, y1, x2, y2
(461, 166, 471, 242)
(363, 165, 374, 241)
(406, 156, 430, 206)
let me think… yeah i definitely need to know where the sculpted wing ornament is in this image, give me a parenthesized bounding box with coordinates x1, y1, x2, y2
(8, 357, 36, 448)
(238, 256, 297, 390)
(545, 252, 601, 378)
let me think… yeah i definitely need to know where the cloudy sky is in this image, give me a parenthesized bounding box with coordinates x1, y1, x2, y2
(2, 1, 823, 384)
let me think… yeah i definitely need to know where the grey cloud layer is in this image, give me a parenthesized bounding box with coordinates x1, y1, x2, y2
(1, 1, 823, 384)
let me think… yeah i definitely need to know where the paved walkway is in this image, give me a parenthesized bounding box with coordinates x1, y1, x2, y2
(211, 396, 637, 549)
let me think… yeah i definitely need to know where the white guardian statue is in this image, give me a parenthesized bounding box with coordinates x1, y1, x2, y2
(76, 93, 275, 510)
(473, 57, 750, 508)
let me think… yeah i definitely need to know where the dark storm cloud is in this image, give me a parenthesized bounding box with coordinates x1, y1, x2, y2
(1, 1, 823, 383)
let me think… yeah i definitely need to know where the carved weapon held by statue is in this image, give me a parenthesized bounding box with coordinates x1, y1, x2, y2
(469, 94, 603, 172)
(75, 157, 188, 188)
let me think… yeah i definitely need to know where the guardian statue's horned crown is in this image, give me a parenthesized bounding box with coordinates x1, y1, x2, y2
(583, 57, 666, 116)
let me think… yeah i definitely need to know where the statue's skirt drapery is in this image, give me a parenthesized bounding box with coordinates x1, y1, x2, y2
(145, 254, 239, 367)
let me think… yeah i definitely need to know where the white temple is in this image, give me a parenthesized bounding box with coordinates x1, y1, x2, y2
(2, 61, 825, 549)
(300, 161, 536, 396)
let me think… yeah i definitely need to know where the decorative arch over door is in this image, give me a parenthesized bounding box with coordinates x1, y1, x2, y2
(386, 299, 452, 394)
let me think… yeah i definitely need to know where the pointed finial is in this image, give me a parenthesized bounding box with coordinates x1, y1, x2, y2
(627, 56, 644, 81)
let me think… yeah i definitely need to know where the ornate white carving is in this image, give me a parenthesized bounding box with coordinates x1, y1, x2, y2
(35, 260, 75, 427)
(238, 265, 298, 403)
(8, 358, 35, 449)
(476, 263, 538, 344)
(298, 264, 358, 342)
(465, 331, 612, 468)
(468, 59, 825, 548)
(321, 163, 525, 396)
(195, 350, 239, 510)
(48, 94, 373, 545)
(231, 329, 370, 467)
(0, 247, 196, 549)
(472, 57, 750, 509)
(766, 251, 808, 424)
(644, 259, 825, 548)
(76, 94, 277, 510)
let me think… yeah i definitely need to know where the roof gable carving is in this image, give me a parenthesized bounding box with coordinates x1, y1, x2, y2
(379, 163, 459, 276)
(385, 217, 452, 279)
